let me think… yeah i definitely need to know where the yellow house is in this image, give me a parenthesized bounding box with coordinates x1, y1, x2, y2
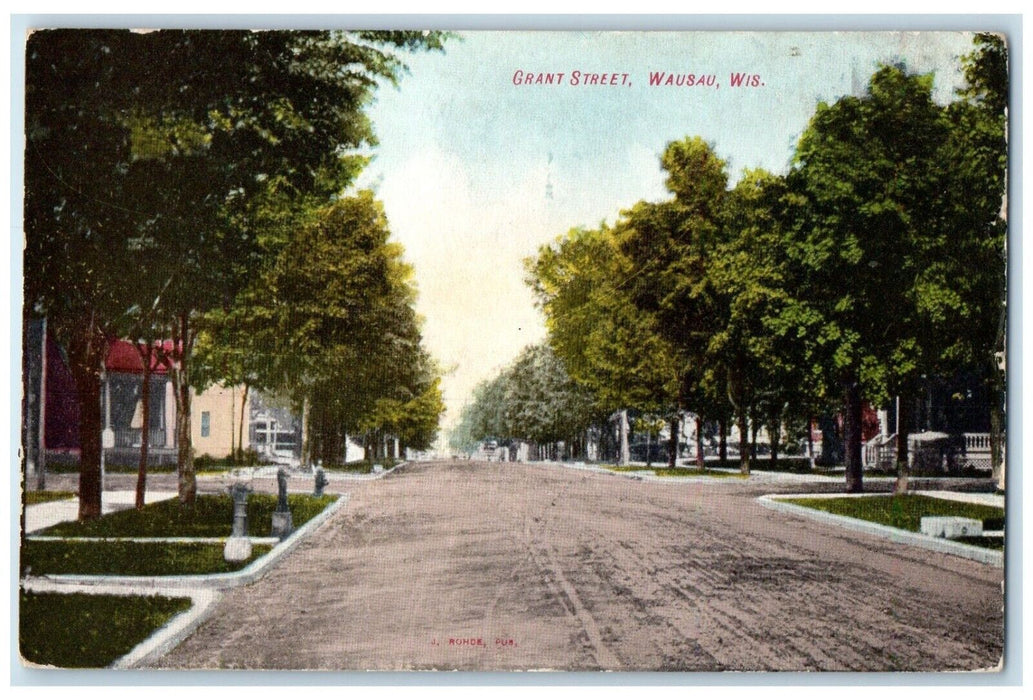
(191, 384, 252, 459)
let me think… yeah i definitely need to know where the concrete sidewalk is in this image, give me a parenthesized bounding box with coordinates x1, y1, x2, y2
(23, 490, 177, 534)
(920, 490, 1005, 508)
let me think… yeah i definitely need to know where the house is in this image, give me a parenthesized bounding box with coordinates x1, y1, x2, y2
(861, 373, 998, 475)
(22, 318, 250, 474)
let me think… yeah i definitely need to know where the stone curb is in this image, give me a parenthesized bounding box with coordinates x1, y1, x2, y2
(22, 493, 351, 590)
(111, 589, 223, 669)
(321, 461, 408, 481)
(757, 494, 1003, 567)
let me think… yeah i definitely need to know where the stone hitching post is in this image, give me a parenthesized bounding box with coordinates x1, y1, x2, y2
(271, 466, 294, 540)
(313, 466, 328, 497)
(224, 482, 253, 562)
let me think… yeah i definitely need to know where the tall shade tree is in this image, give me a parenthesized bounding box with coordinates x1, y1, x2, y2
(25, 30, 446, 515)
(232, 191, 440, 466)
(926, 34, 1008, 484)
(455, 343, 600, 461)
(787, 65, 957, 492)
(708, 169, 822, 473)
(617, 138, 729, 469)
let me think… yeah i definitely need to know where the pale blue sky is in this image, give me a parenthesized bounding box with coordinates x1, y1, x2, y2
(352, 30, 979, 437)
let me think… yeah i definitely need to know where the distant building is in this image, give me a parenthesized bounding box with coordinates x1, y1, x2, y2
(248, 392, 300, 463)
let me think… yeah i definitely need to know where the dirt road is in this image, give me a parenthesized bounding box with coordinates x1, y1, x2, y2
(148, 460, 1004, 671)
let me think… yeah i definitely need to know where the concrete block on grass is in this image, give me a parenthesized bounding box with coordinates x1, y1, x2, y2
(920, 516, 982, 539)
(223, 537, 253, 562)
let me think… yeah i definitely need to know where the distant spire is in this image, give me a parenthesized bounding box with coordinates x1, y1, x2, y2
(850, 65, 865, 98)
(545, 151, 554, 200)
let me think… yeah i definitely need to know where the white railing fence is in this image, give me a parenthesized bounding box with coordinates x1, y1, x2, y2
(863, 432, 995, 472)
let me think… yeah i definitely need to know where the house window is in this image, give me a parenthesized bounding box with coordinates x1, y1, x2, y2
(201, 411, 210, 438)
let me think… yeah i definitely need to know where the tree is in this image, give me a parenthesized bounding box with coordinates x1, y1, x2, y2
(454, 344, 600, 461)
(527, 225, 681, 465)
(617, 138, 729, 470)
(25, 30, 446, 514)
(928, 34, 1008, 484)
(504, 344, 599, 458)
(233, 191, 439, 465)
(786, 65, 955, 492)
(26, 30, 148, 518)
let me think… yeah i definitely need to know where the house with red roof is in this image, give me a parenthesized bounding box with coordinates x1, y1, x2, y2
(22, 318, 252, 474)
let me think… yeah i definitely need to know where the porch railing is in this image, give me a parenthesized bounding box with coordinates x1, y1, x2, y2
(112, 427, 168, 449)
(864, 432, 995, 472)
(863, 433, 897, 469)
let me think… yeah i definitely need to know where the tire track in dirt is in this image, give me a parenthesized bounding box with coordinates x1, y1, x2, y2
(148, 461, 1003, 671)
(520, 505, 622, 669)
(533, 472, 1002, 671)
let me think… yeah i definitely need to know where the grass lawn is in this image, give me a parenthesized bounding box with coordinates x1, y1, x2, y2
(604, 465, 747, 479)
(321, 460, 397, 473)
(784, 494, 1005, 534)
(20, 590, 192, 668)
(24, 491, 76, 506)
(21, 540, 274, 576)
(38, 493, 337, 538)
(652, 467, 747, 478)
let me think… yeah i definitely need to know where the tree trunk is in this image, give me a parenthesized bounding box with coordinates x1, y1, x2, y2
(174, 377, 194, 504)
(171, 312, 196, 506)
(990, 401, 1004, 491)
(71, 362, 104, 520)
(301, 395, 311, 467)
(769, 416, 780, 468)
(36, 316, 48, 491)
(135, 345, 153, 509)
(619, 410, 630, 466)
(843, 379, 864, 493)
(237, 383, 249, 461)
(894, 394, 912, 494)
(738, 412, 751, 475)
(750, 414, 759, 462)
(667, 415, 679, 469)
(645, 426, 652, 468)
(718, 416, 728, 467)
(67, 328, 108, 520)
(989, 387, 1005, 489)
(694, 415, 704, 470)
(806, 417, 815, 467)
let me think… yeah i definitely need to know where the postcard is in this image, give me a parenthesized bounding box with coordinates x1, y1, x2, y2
(15, 22, 1010, 676)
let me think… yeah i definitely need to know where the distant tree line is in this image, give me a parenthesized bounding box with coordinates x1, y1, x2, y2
(449, 344, 607, 461)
